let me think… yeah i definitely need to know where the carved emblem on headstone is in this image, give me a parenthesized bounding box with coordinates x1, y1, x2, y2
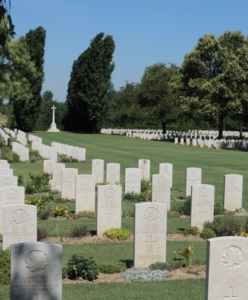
(222, 246, 243, 269)
(104, 188, 115, 200)
(144, 207, 159, 223)
(3, 178, 12, 186)
(25, 250, 48, 273)
(12, 209, 28, 224)
(7, 189, 18, 201)
(158, 176, 166, 186)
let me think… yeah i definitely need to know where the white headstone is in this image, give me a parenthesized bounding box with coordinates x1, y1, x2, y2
(224, 174, 243, 211)
(0, 168, 13, 176)
(125, 168, 141, 194)
(138, 159, 150, 181)
(43, 160, 56, 174)
(190, 184, 215, 230)
(97, 185, 122, 236)
(134, 202, 167, 268)
(186, 167, 202, 197)
(51, 163, 65, 192)
(61, 168, 78, 200)
(106, 163, 120, 184)
(78, 148, 86, 161)
(152, 174, 171, 210)
(159, 163, 173, 187)
(0, 175, 18, 187)
(75, 175, 95, 213)
(92, 159, 104, 184)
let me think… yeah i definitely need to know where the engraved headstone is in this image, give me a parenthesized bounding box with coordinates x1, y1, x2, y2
(106, 163, 120, 184)
(43, 160, 56, 174)
(138, 159, 150, 181)
(0, 163, 9, 169)
(0, 168, 13, 176)
(190, 184, 215, 230)
(159, 163, 173, 187)
(78, 148, 86, 161)
(134, 202, 167, 268)
(10, 242, 62, 300)
(92, 159, 104, 184)
(0, 175, 17, 187)
(3, 204, 37, 250)
(125, 168, 141, 194)
(186, 167, 202, 197)
(75, 175, 95, 213)
(51, 163, 65, 192)
(61, 168, 78, 200)
(152, 174, 171, 210)
(224, 174, 243, 211)
(205, 236, 248, 300)
(97, 185, 122, 236)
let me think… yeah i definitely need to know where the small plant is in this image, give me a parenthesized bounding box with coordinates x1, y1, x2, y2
(25, 180, 36, 194)
(75, 211, 96, 219)
(0, 249, 10, 285)
(67, 255, 99, 281)
(225, 210, 235, 216)
(149, 262, 168, 271)
(104, 228, 131, 240)
(244, 217, 248, 233)
(233, 231, 248, 237)
(124, 192, 151, 202)
(25, 197, 44, 212)
(52, 206, 68, 217)
(37, 227, 48, 241)
(62, 266, 68, 279)
(200, 228, 216, 240)
(204, 216, 241, 237)
(122, 203, 133, 218)
(183, 225, 199, 236)
(173, 244, 194, 266)
(214, 202, 226, 215)
(18, 174, 24, 186)
(99, 264, 124, 274)
(38, 207, 51, 220)
(28, 170, 52, 192)
(172, 197, 191, 215)
(70, 225, 90, 238)
(41, 194, 54, 204)
(49, 189, 59, 194)
(141, 180, 150, 192)
(168, 211, 181, 218)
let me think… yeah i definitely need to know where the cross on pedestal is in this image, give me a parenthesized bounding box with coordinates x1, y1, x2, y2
(223, 287, 239, 300)
(51, 105, 56, 124)
(145, 234, 156, 255)
(106, 209, 113, 225)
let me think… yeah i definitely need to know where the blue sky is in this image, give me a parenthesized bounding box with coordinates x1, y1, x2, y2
(12, 0, 248, 102)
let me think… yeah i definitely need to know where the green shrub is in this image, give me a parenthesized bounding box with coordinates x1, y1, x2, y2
(104, 228, 131, 240)
(124, 192, 151, 202)
(214, 202, 226, 215)
(18, 174, 24, 186)
(38, 207, 51, 220)
(70, 225, 90, 237)
(41, 194, 54, 204)
(204, 216, 241, 237)
(0, 249, 10, 285)
(168, 211, 181, 218)
(200, 228, 216, 239)
(74, 211, 96, 219)
(25, 180, 36, 194)
(149, 262, 168, 271)
(52, 206, 68, 217)
(37, 227, 48, 241)
(141, 180, 151, 192)
(244, 217, 248, 233)
(67, 255, 99, 281)
(172, 197, 191, 215)
(122, 203, 133, 218)
(99, 264, 124, 274)
(49, 189, 59, 194)
(183, 225, 199, 236)
(62, 266, 68, 279)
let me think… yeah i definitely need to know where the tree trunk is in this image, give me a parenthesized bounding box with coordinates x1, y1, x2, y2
(218, 113, 224, 139)
(162, 122, 166, 135)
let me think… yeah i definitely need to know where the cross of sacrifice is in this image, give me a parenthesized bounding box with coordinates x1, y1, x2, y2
(145, 234, 156, 255)
(51, 105, 56, 123)
(223, 287, 239, 300)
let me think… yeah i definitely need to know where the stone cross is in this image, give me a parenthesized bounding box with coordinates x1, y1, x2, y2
(51, 105, 56, 123)
(223, 287, 239, 300)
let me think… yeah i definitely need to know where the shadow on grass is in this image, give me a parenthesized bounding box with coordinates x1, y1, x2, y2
(120, 259, 133, 268)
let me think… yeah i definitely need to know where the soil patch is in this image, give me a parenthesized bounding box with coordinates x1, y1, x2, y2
(167, 233, 203, 242)
(166, 264, 206, 280)
(63, 273, 125, 284)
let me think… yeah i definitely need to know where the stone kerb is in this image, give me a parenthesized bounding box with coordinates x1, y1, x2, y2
(75, 175, 95, 213)
(0, 186, 25, 233)
(0, 175, 18, 187)
(205, 237, 248, 300)
(125, 168, 141, 194)
(61, 168, 78, 200)
(97, 185, 122, 236)
(186, 167, 202, 197)
(190, 184, 215, 230)
(10, 242, 62, 300)
(92, 159, 104, 184)
(134, 202, 167, 268)
(224, 174, 243, 211)
(138, 159, 150, 181)
(159, 163, 173, 187)
(152, 174, 171, 210)
(51, 163, 65, 192)
(3, 204, 37, 250)
(106, 163, 120, 184)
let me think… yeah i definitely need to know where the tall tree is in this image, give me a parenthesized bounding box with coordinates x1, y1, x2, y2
(66, 32, 115, 132)
(0, 1, 14, 47)
(12, 26, 46, 131)
(140, 63, 180, 134)
(178, 32, 248, 138)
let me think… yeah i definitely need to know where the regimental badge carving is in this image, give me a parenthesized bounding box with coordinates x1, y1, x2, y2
(104, 188, 115, 200)
(190, 173, 200, 185)
(158, 176, 166, 186)
(161, 165, 171, 175)
(82, 177, 90, 186)
(222, 246, 243, 269)
(6, 189, 18, 201)
(25, 250, 48, 273)
(12, 209, 28, 224)
(3, 178, 12, 186)
(197, 187, 210, 206)
(231, 177, 238, 186)
(144, 207, 159, 223)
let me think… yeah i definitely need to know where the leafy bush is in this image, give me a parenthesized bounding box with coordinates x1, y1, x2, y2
(174, 244, 194, 266)
(168, 211, 181, 218)
(214, 202, 226, 215)
(183, 225, 199, 236)
(4, 149, 20, 163)
(149, 262, 168, 271)
(122, 203, 133, 218)
(104, 228, 131, 240)
(244, 217, 248, 233)
(28, 170, 52, 192)
(38, 207, 51, 220)
(67, 255, 99, 281)
(25, 197, 44, 212)
(37, 227, 48, 241)
(233, 231, 248, 237)
(204, 216, 241, 237)
(25, 180, 36, 194)
(99, 264, 124, 274)
(225, 210, 235, 216)
(172, 197, 191, 215)
(141, 180, 151, 192)
(73, 211, 96, 219)
(52, 206, 68, 217)
(41, 194, 54, 204)
(124, 192, 151, 202)
(62, 267, 68, 279)
(70, 225, 90, 237)
(18, 174, 24, 186)
(49, 189, 59, 194)
(200, 228, 216, 239)
(0, 249, 10, 285)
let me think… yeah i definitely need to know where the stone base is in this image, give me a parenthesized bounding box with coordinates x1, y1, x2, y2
(47, 123, 60, 133)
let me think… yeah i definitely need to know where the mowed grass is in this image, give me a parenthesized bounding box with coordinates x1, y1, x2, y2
(0, 279, 206, 300)
(10, 131, 248, 207)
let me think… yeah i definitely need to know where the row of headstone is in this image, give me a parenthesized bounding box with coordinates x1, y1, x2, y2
(0, 128, 11, 145)
(51, 141, 86, 161)
(4, 127, 15, 138)
(28, 134, 42, 144)
(32, 142, 58, 161)
(12, 142, 29, 161)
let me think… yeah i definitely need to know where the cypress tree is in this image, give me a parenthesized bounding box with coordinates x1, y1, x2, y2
(66, 32, 115, 132)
